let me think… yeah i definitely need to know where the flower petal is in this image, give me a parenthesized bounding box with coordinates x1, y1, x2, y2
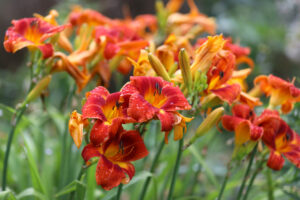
(267, 151, 285, 171)
(211, 84, 241, 104)
(127, 93, 157, 122)
(157, 110, 175, 132)
(160, 85, 191, 111)
(108, 130, 149, 162)
(96, 155, 126, 190)
(82, 86, 110, 120)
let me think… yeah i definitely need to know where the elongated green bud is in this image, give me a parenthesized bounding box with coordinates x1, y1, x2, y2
(184, 107, 224, 149)
(179, 48, 193, 92)
(148, 53, 171, 82)
(26, 75, 52, 103)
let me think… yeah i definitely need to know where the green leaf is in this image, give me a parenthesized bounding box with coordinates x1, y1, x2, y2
(102, 171, 152, 200)
(75, 178, 86, 200)
(23, 135, 47, 196)
(0, 191, 17, 200)
(55, 180, 85, 198)
(16, 188, 47, 200)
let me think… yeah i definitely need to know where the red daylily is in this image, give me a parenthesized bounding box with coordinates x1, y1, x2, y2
(120, 76, 191, 142)
(82, 87, 131, 145)
(82, 129, 148, 190)
(4, 17, 66, 58)
(206, 50, 241, 104)
(222, 104, 263, 145)
(256, 110, 300, 170)
(95, 25, 149, 60)
(254, 75, 300, 113)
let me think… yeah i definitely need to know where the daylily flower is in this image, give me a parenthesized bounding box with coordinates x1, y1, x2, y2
(255, 110, 300, 170)
(222, 104, 263, 145)
(120, 76, 191, 142)
(82, 87, 132, 145)
(4, 17, 66, 58)
(95, 25, 149, 60)
(205, 50, 241, 104)
(254, 75, 300, 113)
(69, 6, 112, 27)
(82, 129, 149, 190)
(167, 0, 216, 36)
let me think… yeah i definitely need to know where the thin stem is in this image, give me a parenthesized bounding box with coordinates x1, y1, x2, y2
(116, 184, 123, 200)
(2, 105, 27, 190)
(139, 138, 165, 200)
(266, 169, 274, 200)
(217, 161, 232, 200)
(244, 155, 266, 200)
(167, 139, 184, 200)
(236, 144, 258, 200)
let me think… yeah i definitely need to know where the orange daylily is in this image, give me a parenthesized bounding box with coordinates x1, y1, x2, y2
(256, 110, 300, 170)
(255, 75, 300, 113)
(167, 0, 216, 36)
(222, 104, 263, 145)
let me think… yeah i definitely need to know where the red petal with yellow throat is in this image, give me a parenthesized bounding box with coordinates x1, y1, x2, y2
(4, 17, 66, 58)
(105, 130, 149, 162)
(96, 155, 127, 190)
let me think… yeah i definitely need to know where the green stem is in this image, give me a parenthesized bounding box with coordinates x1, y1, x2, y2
(266, 169, 274, 200)
(244, 154, 266, 200)
(139, 138, 165, 200)
(116, 184, 123, 200)
(236, 144, 258, 200)
(2, 102, 28, 190)
(217, 162, 232, 200)
(167, 139, 184, 200)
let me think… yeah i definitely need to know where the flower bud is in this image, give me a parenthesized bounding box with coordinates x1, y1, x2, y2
(26, 75, 52, 103)
(148, 53, 171, 82)
(184, 107, 224, 149)
(179, 48, 193, 92)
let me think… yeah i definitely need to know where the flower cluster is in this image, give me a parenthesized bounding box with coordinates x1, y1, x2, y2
(4, 0, 300, 194)
(69, 76, 191, 190)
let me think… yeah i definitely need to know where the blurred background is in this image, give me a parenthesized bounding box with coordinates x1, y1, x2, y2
(1, 0, 300, 107)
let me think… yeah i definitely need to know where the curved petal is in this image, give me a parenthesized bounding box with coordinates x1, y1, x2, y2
(108, 130, 149, 162)
(160, 85, 191, 111)
(232, 104, 254, 120)
(267, 151, 285, 171)
(96, 155, 126, 190)
(81, 143, 101, 162)
(38, 43, 54, 58)
(157, 110, 175, 132)
(211, 84, 241, 104)
(127, 93, 157, 122)
(90, 118, 123, 145)
(221, 115, 244, 131)
(82, 86, 109, 120)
